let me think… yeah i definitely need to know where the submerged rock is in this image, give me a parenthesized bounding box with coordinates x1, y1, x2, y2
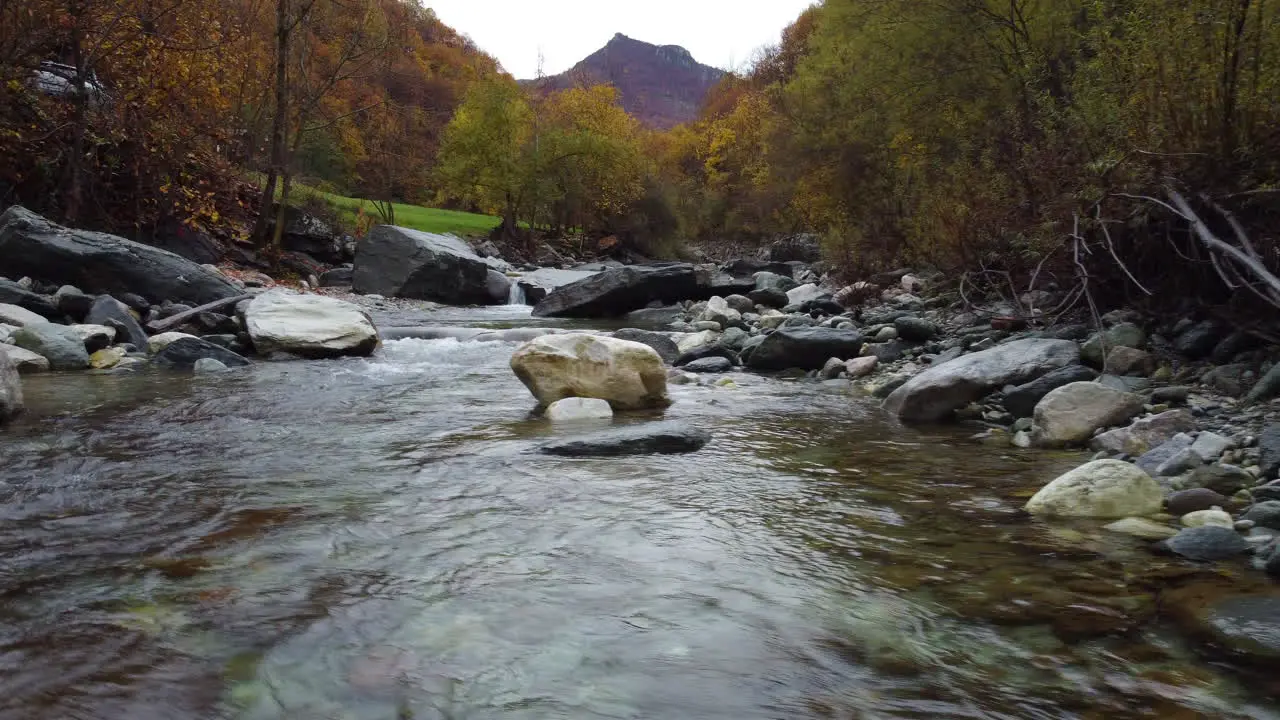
(683, 356, 732, 373)
(243, 291, 379, 359)
(885, 339, 1078, 423)
(545, 397, 613, 422)
(1024, 459, 1163, 518)
(1103, 517, 1179, 540)
(510, 333, 670, 410)
(538, 421, 710, 456)
(0, 350, 22, 422)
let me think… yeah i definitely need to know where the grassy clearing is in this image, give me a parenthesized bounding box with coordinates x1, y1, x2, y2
(255, 174, 502, 237)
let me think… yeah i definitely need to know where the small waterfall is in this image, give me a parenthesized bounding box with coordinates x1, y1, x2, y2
(507, 281, 527, 305)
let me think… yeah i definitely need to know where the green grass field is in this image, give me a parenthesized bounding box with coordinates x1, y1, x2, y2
(318, 191, 501, 237)
(257, 174, 502, 237)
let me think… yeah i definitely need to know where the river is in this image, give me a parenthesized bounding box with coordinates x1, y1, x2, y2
(0, 305, 1276, 719)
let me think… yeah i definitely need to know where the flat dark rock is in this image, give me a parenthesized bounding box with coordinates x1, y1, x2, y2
(153, 337, 251, 370)
(538, 421, 711, 457)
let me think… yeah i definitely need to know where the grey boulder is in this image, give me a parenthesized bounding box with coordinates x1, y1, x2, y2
(745, 327, 865, 371)
(0, 206, 242, 305)
(11, 323, 89, 369)
(352, 225, 498, 305)
(884, 339, 1079, 423)
(538, 421, 711, 457)
(1162, 525, 1251, 561)
(612, 328, 680, 364)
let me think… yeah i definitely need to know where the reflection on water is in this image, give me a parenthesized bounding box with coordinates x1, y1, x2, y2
(1, 311, 1278, 719)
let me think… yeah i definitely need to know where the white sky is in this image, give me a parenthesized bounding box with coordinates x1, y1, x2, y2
(426, 1, 817, 78)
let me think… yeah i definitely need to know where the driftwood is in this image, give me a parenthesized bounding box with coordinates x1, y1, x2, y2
(145, 293, 255, 334)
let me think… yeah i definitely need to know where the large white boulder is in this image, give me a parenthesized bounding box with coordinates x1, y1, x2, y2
(0, 350, 23, 422)
(510, 333, 670, 410)
(1031, 381, 1145, 447)
(1024, 460, 1164, 518)
(883, 339, 1079, 422)
(243, 290, 379, 358)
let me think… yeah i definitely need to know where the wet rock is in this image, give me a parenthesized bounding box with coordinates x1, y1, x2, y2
(1167, 488, 1230, 516)
(0, 344, 49, 373)
(545, 397, 613, 422)
(85, 295, 147, 350)
(885, 339, 1079, 423)
(0, 350, 22, 421)
(1081, 322, 1147, 367)
(724, 294, 754, 314)
(153, 337, 251, 370)
(0, 278, 60, 320)
(1096, 374, 1152, 393)
(675, 344, 739, 368)
(538, 421, 711, 457)
(745, 327, 865, 372)
(1031, 382, 1145, 447)
(683, 356, 732, 373)
(1023, 459, 1163, 518)
(612, 329, 679, 364)
(676, 330, 720, 356)
(1090, 410, 1196, 455)
(1241, 501, 1280, 530)
(11, 323, 89, 369)
(510, 333, 669, 410)
(147, 331, 198, 355)
(0, 303, 47, 328)
(718, 326, 750, 351)
(1163, 526, 1251, 561)
(747, 287, 790, 309)
(820, 357, 846, 380)
(1104, 517, 1179, 540)
(88, 346, 125, 369)
(1185, 464, 1253, 496)
(1173, 320, 1225, 359)
(0, 206, 242, 305)
(242, 291, 379, 359)
(893, 316, 937, 342)
(1158, 447, 1205, 477)
(700, 296, 741, 327)
(1002, 365, 1097, 419)
(1181, 508, 1233, 528)
(1166, 584, 1280, 667)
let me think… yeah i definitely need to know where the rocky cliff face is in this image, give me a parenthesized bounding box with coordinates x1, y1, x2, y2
(525, 33, 724, 129)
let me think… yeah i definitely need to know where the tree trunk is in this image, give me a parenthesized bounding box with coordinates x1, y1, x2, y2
(253, 0, 291, 247)
(62, 0, 88, 225)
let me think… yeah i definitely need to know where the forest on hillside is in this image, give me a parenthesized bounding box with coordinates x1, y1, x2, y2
(5, 0, 1280, 317)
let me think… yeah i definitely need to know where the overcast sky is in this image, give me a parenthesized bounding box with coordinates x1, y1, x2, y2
(426, 1, 816, 79)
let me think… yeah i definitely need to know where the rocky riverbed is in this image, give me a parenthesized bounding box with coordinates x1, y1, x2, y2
(3, 208, 1280, 714)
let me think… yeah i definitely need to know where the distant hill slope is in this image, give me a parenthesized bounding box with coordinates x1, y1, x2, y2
(524, 33, 725, 129)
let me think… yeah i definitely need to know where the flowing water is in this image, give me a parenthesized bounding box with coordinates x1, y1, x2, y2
(1, 305, 1277, 719)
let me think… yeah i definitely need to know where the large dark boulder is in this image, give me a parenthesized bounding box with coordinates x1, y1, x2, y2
(1002, 365, 1098, 419)
(0, 206, 242, 305)
(263, 205, 349, 264)
(352, 225, 497, 305)
(153, 337, 251, 370)
(0, 278, 60, 320)
(532, 264, 701, 318)
(745, 327, 865, 371)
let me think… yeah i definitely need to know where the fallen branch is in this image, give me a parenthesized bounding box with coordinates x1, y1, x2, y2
(145, 293, 255, 334)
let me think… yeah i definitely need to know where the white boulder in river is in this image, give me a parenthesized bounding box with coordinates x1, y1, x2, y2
(243, 291, 380, 358)
(0, 350, 22, 422)
(883, 339, 1079, 422)
(1024, 459, 1163, 518)
(510, 333, 670, 410)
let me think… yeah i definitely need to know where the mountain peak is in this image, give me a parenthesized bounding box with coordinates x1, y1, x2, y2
(528, 34, 723, 129)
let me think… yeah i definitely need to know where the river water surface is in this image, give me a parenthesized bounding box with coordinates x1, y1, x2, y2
(1, 306, 1276, 719)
